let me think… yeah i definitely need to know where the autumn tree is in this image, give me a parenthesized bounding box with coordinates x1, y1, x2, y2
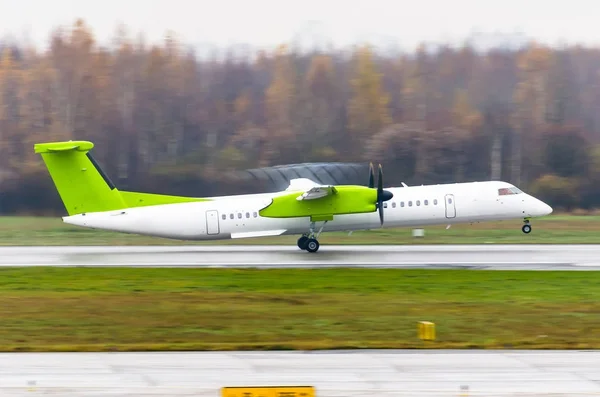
(263, 44, 300, 164)
(294, 53, 341, 161)
(347, 45, 391, 157)
(4, 20, 600, 212)
(512, 42, 553, 186)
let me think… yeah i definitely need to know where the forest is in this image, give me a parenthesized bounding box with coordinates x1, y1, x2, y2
(0, 19, 598, 215)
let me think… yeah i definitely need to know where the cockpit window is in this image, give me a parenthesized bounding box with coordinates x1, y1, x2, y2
(498, 187, 523, 195)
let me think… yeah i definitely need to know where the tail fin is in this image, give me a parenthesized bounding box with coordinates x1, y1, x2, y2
(35, 140, 207, 216)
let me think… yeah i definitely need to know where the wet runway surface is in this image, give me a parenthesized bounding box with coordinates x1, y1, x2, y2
(0, 245, 599, 269)
(1, 350, 598, 396)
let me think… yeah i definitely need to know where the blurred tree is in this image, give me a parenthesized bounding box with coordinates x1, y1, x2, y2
(263, 44, 301, 165)
(47, 19, 96, 139)
(364, 123, 419, 185)
(0, 47, 20, 172)
(347, 44, 392, 157)
(6, 19, 600, 212)
(512, 42, 553, 186)
(540, 125, 589, 178)
(529, 174, 580, 211)
(295, 53, 341, 161)
(468, 49, 518, 181)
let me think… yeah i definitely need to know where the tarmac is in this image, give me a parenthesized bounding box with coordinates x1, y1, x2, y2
(1, 350, 598, 396)
(0, 244, 600, 269)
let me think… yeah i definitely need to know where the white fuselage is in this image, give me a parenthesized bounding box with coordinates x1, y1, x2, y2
(62, 180, 553, 240)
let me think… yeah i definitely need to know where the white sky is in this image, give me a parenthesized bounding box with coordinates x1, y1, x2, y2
(2, 0, 600, 51)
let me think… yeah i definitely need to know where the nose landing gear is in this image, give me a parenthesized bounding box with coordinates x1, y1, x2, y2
(522, 218, 532, 234)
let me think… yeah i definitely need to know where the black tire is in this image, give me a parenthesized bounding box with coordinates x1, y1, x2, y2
(522, 224, 532, 234)
(305, 238, 320, 253)
(297, 236, 309, 250)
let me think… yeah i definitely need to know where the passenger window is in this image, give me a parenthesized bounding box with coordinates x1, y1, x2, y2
(384, 203, 388, 208)
(237, 213, 242, 219)
(230, 214, 234, 219)
(416, 200, 420, 206)
(409, 201, 412, 207)
(401, 202, 404, 207)
(424, 200, 428, 205)
(392, 202, 396, 208)
(434, 199, 438, 205)
(253, 212, 258, 217)
(246, 212, 250, 218)
(221, 214, 226, 220)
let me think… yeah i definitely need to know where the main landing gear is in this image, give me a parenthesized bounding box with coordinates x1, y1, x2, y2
(522, 218, 532, 234)
(297, 221, 327, 253)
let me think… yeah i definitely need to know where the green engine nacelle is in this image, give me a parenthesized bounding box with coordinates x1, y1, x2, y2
(259, 185, 378, 222)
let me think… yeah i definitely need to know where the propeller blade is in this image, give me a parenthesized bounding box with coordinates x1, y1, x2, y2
(375, 163, 393, 226)
(368, 163, 374, 188)
(378, 164, 384, 225)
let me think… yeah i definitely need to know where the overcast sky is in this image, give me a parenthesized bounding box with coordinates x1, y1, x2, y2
(2, 0, 600, 51)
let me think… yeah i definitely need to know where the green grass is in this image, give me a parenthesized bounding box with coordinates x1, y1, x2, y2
(0, 267, 598, 351)
(1, 214, 600, 245)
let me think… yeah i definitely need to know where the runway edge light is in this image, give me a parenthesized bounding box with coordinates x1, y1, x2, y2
(418, 321, 436, 341)
(221, 386, 316, 397)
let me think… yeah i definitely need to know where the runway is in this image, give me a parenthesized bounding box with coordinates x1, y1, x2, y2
(0, 244, 600, 269)
(1, 247, 598, 397)
(1, 350, 599, 396)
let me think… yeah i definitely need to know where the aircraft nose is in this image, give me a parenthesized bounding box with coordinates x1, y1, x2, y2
(534, 199, 553, 216)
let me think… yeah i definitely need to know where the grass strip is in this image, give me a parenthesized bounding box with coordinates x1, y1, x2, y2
(0, 267, 598, 351)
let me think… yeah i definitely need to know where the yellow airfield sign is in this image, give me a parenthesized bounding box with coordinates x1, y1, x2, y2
(221, 386, 315, 397)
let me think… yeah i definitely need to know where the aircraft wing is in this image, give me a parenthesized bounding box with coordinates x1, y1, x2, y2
(296, 185, 338, 201)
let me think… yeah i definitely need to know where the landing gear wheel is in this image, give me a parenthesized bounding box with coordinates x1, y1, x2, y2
(522, 224, 532, 234)
(305, 238, 320, 253)
(297, 236, 309, 250)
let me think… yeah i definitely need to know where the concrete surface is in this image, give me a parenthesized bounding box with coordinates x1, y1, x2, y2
(0, 245, 599, 269)
(0, 350, 598, 396)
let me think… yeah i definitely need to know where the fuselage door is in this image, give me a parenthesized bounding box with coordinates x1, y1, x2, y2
(206, 210, 220, 235)
(445, 194, 456, 218)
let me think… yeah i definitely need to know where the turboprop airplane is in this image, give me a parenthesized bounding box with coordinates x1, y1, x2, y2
(35, 140, 553, 253)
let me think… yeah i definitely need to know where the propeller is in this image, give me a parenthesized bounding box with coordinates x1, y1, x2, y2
(368, 163, 394, 225)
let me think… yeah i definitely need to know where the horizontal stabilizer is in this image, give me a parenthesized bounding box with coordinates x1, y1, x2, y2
(34, 140, 95, 153)
(231, 230, 287, 239)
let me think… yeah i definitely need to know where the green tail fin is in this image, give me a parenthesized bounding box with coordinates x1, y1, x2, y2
(35, 140, 207, 216)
